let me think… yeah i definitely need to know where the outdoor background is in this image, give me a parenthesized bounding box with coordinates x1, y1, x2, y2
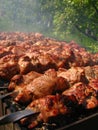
(0, 0, 98, 52)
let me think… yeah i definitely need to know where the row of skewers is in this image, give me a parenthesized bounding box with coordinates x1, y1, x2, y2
(0, 32, 98, 129)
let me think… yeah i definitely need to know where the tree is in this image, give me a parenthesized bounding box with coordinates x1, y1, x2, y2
(0, 0, 98, 41)
(40, 0, 98, 41)
(0, 0, 43, 31)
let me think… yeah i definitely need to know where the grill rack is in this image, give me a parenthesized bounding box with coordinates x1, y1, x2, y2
(0, 81, 98, 130)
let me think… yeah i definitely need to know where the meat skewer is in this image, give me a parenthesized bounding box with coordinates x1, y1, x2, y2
(0, 109, 39, 125)
(14, 69, 68, 104)
(1, 79, 98, 128)
(20, 94, 70, 129)
(0, 36, 98, 80)
(8, 64, 98, 91)
(0, 32, 98, 129)
(20, 77, 98, 129)
(62, 79, 98, 109)
(0, 91, 18, 100)
(7, 65, 98, 104)
(0, 87, 8, 90)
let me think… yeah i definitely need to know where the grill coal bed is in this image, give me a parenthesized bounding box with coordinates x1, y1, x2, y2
(0, 81, 98, 130)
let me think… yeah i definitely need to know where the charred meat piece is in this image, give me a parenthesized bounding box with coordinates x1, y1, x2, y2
(20, 94, 70, 129)
(68, 42, 93, 67)
(14, 69, 68, 104)
(47, 44, 72, 68)
(29, 53, 58, 73)
(84, 65, 98, 81)
(0, 47, 12, 58)
(89, 78, 98, 92)
(0, 54, 19, 80)
(6, 45, 27, 56)
(18, 55, 34, 74)
(63, 81, 98, 109)
(8, 71, 42, 91)
(57, 66, 88, 86)
(58, 65, 98, 86)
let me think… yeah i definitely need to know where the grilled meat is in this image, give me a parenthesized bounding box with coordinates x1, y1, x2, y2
(84, 65, 98, 81)
(0, 32, 98, 80)
(58, 65, 98, 86)
(68, 42, 93, 67)
(0, 32, 98, 129)
(8, 65, 98, 104)
(0, 32, 44, 46)
(16, 79, 98, 128)
(8, 71, 42, 91)
(63, 79, 98, 109)
(0, 54, 19, 80)
(57, 66, 87, 86)
(14, 69, 68, 104)
(20, 94, 70, 129)
(18, 55, 34, 74)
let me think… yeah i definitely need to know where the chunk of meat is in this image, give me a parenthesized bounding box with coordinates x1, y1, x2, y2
(0, 34, 98, 80)
(63, 81, 98, 109)
(57, 66, 87, 86)
(18, 55, 33, 74)
(8, 71, 42, 91)
(84, 65, 98, 80)
(14, 69, 68, 104)
(0, 54, 19, 80)
(20, 94, 69, 129)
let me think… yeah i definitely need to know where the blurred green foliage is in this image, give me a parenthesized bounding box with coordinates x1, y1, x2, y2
(0, 0, 98, 52)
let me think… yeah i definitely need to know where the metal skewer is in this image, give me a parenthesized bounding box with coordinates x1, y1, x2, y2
(0, 87, 8, 90)
(0, 91, 19, 99)
(0, 109, 39, 125)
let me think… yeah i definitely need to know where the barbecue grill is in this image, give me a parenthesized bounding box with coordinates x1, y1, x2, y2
(1, 97, 98, 130)
(0, 32, 98, 130)
(0, 77, 98, 130)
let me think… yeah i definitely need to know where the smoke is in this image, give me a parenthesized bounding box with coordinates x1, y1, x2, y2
(0, 0, 47, 32)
